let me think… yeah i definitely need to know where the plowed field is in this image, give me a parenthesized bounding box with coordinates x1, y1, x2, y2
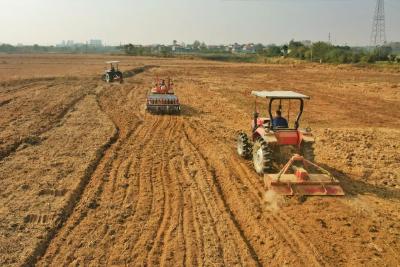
(1, 54, 399, 266)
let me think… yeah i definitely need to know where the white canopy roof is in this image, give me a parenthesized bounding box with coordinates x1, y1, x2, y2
(251, 90, 310, 99)
(106, 61, 120, 64)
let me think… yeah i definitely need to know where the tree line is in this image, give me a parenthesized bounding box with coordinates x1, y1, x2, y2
(271, 40, 399, 64)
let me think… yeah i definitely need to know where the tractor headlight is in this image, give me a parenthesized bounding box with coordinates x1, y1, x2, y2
(306, 127, 312, 133)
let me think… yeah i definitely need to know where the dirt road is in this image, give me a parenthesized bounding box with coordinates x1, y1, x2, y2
(0, 55, 399, 266)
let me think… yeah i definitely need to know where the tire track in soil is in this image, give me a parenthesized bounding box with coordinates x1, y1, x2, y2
(0, 80, 98, 161)
(230, 158, 327, 266)
(97, 117, 162, 265)
(99, 115, 167, 265)
(128, 116, 175, 266)
(97, 113, 170, 264)
(145, 117, 184, 266)
(169, 143, 204, 266)
(22, 95, 119, 267)
(37, 80, 156, 265)
(183, 120, 324, 266)
(183, 125, 261, 266)
(180, 121, 262, 266)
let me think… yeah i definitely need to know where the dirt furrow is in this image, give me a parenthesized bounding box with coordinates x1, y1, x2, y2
(229, 157, 326, 266)
(181, 122, 264, 266)
(0, 80, 98, 161)
(147, 118, 185, 266)
(95, 115, 169, 265)
(99, 113, 165, 264)
(182, 121, 322, 266)
(180, 142, 241, 266)
(0, 94, 117, 266)
(38, 91, 159, 265)
(101, 117, 162, 265)
(176, 154, 205, 266)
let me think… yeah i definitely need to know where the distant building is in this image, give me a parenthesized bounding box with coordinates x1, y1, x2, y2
(242, 43, 256, 53)
(231, 43, 242, 54)
(89, 39, 103, 47)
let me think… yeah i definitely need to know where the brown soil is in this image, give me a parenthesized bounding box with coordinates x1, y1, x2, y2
(0, 54, 399, 266)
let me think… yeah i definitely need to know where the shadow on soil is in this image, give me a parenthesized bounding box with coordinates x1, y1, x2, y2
(180, 104, 204, 117)
(122, 65, 158, 79)
(320, 164, 400, 200)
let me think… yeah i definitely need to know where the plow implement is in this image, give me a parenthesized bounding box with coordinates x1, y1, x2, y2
(146, 94, 180, 114)
(146, 77, 181, 115)
(264, 154, 345, 196)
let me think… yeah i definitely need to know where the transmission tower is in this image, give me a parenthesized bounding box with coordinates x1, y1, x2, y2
(370, 0, 387, 47)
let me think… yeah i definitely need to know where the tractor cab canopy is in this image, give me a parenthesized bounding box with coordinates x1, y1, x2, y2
(251, 90, 310, 130)
(251, 91, 310, 99)
(106, 61, 120, 70)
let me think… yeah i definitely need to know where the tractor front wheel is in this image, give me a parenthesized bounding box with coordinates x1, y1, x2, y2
(237, 132, 252, 159)
(301, 142, 315, 162)
(252, 138, 273, 174)
(105, 73, 111, 83)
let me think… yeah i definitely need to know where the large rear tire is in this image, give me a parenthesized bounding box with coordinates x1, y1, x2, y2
(252, 138, 273, 174)
(237, 132, 252, 159)
(117, 71, 123, 83)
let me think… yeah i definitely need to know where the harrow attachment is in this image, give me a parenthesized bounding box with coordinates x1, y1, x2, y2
(264, 154, 345, 196)
(146, 94, 180, 114)
(146, 77, 181, 115)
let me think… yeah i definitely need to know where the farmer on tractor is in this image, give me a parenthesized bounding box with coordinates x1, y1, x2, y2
(103, 61, 123, 83)
(236, 90, 345, 196)
(272, 110, 288, 128)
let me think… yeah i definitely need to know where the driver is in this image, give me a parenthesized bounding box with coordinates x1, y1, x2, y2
(272, 110, 288, 128)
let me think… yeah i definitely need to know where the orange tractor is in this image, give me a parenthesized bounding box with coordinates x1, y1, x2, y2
(146, 78, 181, 114)
(237, 90, 344, 196)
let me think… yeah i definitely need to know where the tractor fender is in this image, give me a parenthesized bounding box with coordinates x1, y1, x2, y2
(300, 134, 315, 143)
(253, 127, 278, 144)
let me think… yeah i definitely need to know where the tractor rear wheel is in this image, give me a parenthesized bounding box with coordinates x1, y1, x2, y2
(237, 132, 252, 159)
(252, 138, 273, 174)
(301, 142, 315, 162)
(117, 71, 123, 83)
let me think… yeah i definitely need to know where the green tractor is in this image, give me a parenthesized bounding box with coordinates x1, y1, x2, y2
(102, 61, 123, 83)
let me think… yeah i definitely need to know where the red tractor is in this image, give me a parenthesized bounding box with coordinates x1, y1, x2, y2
(146, 78, 180, 114)
(237, 91, 344, 196)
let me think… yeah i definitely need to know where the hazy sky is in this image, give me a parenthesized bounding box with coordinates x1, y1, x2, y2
(0, 0, 399, 46)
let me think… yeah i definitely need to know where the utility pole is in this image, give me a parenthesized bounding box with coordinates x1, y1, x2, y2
(370, 0, 387, 47)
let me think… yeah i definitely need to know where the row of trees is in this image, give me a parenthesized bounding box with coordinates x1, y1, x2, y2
(0, 44, 118, 54)
(262, 41, 398, 64)
(2, 41, 399, 64)
(122, 44, 172, 57)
